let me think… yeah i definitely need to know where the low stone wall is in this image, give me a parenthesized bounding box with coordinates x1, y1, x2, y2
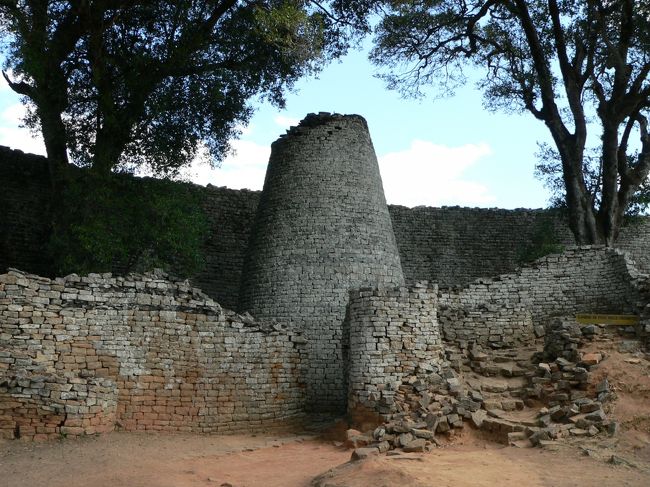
(439, 306, 535, 349)
(346, 284, 444, 422)
(0, 269, 307, 440)
(438, 247, 641, 350)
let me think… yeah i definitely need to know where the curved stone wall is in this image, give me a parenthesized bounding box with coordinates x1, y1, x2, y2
(0, 269, 307, 440)
(346, 284, 444, 423)
(239, 113, 405, 412)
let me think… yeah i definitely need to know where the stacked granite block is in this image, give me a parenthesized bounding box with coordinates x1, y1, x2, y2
(0, 269, 307, 440)
(240, 113, 405, 413)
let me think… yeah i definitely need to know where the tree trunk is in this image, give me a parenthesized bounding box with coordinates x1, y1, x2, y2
(598, 121, 623, 246)
(550, 132, 602, 244)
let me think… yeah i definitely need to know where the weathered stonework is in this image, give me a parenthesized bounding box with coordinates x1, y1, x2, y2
(2, 144, 650, 303)
(3, 114, 650, 442)
(239, 113, 405, 413)
(0, 269, 306, 440)
(439, 246, 639, 332)
(343, 246, 649, 423)
(346, 284, 444, 423)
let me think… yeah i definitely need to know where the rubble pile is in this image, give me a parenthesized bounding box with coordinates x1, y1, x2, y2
(345, 318, 631, 458)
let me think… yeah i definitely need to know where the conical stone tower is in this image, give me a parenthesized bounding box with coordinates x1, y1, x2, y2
(239, 113, 404, 413)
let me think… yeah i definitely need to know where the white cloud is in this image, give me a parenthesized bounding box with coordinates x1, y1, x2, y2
(0, 102, 45, 155)
(378, 140, 495, 207)
(274, 115, 300, 129)
(183, 139, 269, 190)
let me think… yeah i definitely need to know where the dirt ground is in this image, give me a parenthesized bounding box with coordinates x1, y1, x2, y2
(3, 336, 650, 487)
(1, 426, 649, 487)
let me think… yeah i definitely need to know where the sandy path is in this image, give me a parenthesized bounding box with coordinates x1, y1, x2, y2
(1, 432, 349, 487)
(3, 431, 649, 487)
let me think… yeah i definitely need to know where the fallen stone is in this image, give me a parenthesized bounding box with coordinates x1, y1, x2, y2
(511, 437, 534, 448)
(469, 390, 484, 402)
(581, 325, 600, 336)
(538, 440, 560, 451)
(373, 426, 385, 440)
(580, 402, 601, 414)
(470, 350, 489, 362)
(507, 431, 528, 444)
(550, 407, 568, 422)
(501, 399, 518, 411)
(569, 428, 588, 436)
(411, 428, 435, 440)
(403, 438, 427, 453)
(346, 433, 373, 449)
(436, 417, 450, 433)
(596, 379, 609, 394)
(377, 441, 391, 453)
(585, 409, 607, 423)
(470, 410, 487, 428)
(581, 353, 602, 366)
(529, 429, 551, 446)
(351, 447, 379, 461)
(398, 432, 414, 447)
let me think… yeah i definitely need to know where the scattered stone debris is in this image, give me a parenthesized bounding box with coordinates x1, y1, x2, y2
(345, 317, 645, 459)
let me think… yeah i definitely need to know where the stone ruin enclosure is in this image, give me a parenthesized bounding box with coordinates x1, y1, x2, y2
(2, 113, 650, 441)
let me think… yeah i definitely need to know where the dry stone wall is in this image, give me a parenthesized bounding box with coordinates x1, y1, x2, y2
(0, 269, 306, 440)
(439, 247, 642, 349)
(3, 144, 650, 305)
(346, 284, 444, 422)
(389, 205, 650, 286)
(0, 147, 54, 278)
(193, 186, 259, 309)
(239, 113, 405, 413)
(440, 307, 535, 349)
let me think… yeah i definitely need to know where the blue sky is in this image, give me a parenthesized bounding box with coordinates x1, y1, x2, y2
(0, 44, 556, 209)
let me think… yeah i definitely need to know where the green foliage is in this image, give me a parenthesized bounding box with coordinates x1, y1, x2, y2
(518, 217, 565, 264)
(49, 172, 208, 277)
(0, 1, 363, 175)
(535, 143, 650, 217)
(368, 1, 650, 244)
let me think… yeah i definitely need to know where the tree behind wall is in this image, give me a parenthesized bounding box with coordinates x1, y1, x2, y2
(48, 172, 209, 277)
(367, 0, 650, 245)
(0, 1, 366, 275)
(0, 1, 360, 176)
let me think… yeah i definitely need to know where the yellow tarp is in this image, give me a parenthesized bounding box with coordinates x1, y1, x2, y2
(575, 314, 640, 326)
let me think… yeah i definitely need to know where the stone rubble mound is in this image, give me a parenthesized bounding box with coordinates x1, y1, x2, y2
(345, 317, 635, 459)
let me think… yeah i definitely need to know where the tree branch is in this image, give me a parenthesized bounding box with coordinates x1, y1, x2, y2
(2, 70, 35, 97)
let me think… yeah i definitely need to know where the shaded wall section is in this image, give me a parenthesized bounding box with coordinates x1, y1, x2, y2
(0, 147, 54, 277)
(2, 145, 650, 307)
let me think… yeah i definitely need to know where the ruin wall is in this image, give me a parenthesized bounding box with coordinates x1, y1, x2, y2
(345, 247, 648, 421)
(438, 246, 643, 348)
(389, 205, 650, 285)
(346, 284, 444, 422)
(0, 269, 306, 440)
(2, 145, 650, 307)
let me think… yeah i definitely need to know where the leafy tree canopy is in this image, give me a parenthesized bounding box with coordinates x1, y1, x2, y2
(367, 0, 650, 244)
(0, 0, 366, 176)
